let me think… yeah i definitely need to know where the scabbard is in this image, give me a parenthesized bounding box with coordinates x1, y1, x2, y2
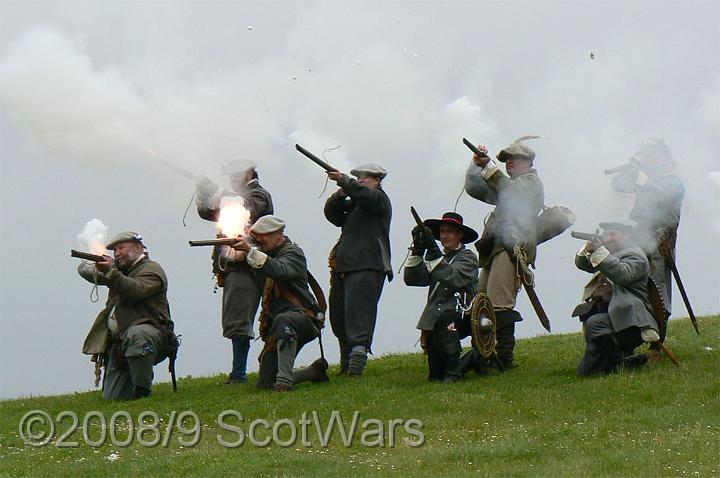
(170, 360, 177, 392)
(522, 282, 552, 333)
(660, 248, 699, 335)
(505, 249, 551, 333)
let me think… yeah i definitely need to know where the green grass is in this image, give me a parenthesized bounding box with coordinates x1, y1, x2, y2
(1, 316, 718, 477)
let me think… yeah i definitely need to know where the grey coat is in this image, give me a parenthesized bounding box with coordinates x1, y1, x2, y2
(324, 179, 392, 280)
(468, 166, 544, 266)
(404, 247, 479, 331)
(575, 241, 658, 334)
(196, 179, 273, 338)
(255, 238, 318, 320)
(612, 170, 685, 310)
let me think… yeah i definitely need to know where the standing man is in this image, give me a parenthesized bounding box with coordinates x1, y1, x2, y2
(231, 215, 327, 392)
(78, 232, 174, 400)
(610, 136, 685, 357)
(195, 158, 274, 384)
(467, 138, 544, 369)
(573, 223, 660, 376)
(404, 212, 479, 382)
(324, 164, 392, 376)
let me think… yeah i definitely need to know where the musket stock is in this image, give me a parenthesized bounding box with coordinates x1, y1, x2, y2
(70, 250, 106, 262)
(295, 144, 338, 172)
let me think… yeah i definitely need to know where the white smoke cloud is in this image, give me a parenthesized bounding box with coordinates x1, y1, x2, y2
(76, 218, 108, 255)
(1, 2, 718, 399)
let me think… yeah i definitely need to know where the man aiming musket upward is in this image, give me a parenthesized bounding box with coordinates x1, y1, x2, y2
(464, 137, 545, 369)
(297, 144, 392, 377)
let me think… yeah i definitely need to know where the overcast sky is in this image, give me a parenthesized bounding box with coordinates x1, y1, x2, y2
(1, 1, 718, 399)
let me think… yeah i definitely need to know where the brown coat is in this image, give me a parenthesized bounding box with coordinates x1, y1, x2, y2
(82, 257, 170, 355)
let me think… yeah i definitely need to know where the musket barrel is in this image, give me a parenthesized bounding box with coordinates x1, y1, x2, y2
(70, 249, 105, 262)
(295, 144, 338, 172)
(462, 138, 484, 157)
(188, 238, 241, 247)
(603, 163, 636, 175)
(570, 231, 596, 241)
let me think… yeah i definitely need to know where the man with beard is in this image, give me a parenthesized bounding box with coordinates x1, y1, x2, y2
(404, 212, 479, 382)
(195, 159, 273, 384)
(573, 222, 660, 376)
(324, 164, 392, 377)
(466, 139, 544, 369)
(610, 136, 685, 359)
(78, 231, 173, 399)
(231, 215, 327, 392)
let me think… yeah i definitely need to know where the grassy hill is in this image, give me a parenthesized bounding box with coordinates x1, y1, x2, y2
(1, 316, 718, 477)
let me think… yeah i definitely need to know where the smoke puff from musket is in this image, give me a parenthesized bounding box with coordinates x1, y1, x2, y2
(77, 219, 108, 255)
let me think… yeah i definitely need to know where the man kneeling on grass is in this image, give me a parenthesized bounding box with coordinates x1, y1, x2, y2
(78, 231, 175, 400)
(572, 222, 660, 376)
(230, 215, 328, 392)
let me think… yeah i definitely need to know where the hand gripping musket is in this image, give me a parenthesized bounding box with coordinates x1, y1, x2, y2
(70, 250, 106, 262)
(295, 144, 339, 172)
(658, 229, 699, 335)
(463, 137, 486, 157)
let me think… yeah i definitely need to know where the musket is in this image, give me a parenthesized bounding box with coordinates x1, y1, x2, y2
(570, 230, 602, 242)
(603, 163, 636, 175)
(188, 237, 242, 247)
(603, 158, 641, 175)
(462, 137, 485, 157)
(70, 249, 106, 262)
(658, 235, 699, 335)
(295, 144, 339, 172)
(410, 206, 424, 229)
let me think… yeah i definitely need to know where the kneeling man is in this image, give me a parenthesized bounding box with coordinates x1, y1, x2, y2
(231, 216, 328, 391)
(573, 222, 660, 376)
(79, 232, 174, 400)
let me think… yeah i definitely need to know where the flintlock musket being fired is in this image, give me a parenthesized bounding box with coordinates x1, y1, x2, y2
(70, 250, 106, 262)
(188, 237, 243, 247)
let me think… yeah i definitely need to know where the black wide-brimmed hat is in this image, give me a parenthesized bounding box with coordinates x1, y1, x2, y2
(423, 212, 479, 244)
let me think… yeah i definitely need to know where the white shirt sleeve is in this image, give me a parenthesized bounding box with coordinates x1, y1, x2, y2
(479, 159, 500, 180)
(589, 246, 610, 268)
(246, 247, 267, 269)
(425, 257, 443, 272)
(405, 255, 423, 267)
